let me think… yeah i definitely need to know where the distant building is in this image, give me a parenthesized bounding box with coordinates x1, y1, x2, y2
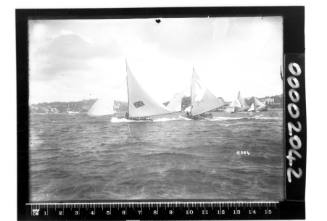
(262, 97, 275, 105)
(261, 95, 283, 107)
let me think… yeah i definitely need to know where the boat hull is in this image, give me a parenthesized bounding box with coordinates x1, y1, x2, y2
(127, 116, 153, 121)
(185, 112, 213, 120)
(122, 111, 181, 121)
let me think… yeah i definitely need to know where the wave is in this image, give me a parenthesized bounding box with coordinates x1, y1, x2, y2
(253, 115, 280, 120)
(208, 116, 244, 121)
(209, 115, 280, 121)
(111, 115, 191, 123)
(111, 115, 280, 123)
(143, 151, 197, 159)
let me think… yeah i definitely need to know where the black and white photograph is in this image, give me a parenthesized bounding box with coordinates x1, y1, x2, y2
(28, 16, 285, 202)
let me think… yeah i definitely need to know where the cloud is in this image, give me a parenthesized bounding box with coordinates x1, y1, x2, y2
(29, 18, 283, 104)
(30, 32, 120, 81)
(139, 18, 215, 60)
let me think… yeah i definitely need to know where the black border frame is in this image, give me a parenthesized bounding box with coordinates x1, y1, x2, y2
(16, 6, 305, 220)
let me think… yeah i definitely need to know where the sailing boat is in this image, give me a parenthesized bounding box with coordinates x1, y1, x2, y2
(165, 92, 183, 112)
(228, 91, 249, 113)
(248, 103, 255, 112)
(254, 97, 267, 111)
(185, 67, 223, 120)
(237, 91, 249, 111)
(248, 97, 267, 112)
(125, 61, 172, 120)
(226, 99, 242, 113)
(88, 97, 115, 116)
(67, 103, 79, 115)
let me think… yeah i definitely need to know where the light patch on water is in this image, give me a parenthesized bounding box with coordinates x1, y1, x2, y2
(153, 116, 191, 122)
(253, 115, 280, 120)
(208, 116, 244, 121)
(110, 117, 136, 123)
(29, 129, 43, 150)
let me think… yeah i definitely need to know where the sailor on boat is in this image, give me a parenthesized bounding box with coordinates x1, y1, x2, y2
(88, 60, 180, 121)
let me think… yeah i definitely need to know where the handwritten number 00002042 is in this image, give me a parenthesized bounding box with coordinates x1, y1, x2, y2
(286, 62, 303, 183)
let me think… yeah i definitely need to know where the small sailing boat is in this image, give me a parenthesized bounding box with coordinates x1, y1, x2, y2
(185, 67, 223, 120)
(227, 91, 249, 113)
(226, 99, 242, 113)
(88, 97, 115, 116)
(67, 103, 79, 115)
(165, 92, 183, 112)
(237, 91, 249, 111)
(125, 61, 172, 121)
(248, 103, 255, 112)
(67, 110, 79, 115)
(254, 97, 267, 112)
(248, 97, 267, 112)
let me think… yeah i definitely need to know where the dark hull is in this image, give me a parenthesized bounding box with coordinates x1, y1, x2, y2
(185, 112, 213, 120)
(127, 116, 153, 121)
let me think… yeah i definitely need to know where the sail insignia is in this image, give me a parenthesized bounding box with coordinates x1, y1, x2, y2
(133, 101, 145, 108)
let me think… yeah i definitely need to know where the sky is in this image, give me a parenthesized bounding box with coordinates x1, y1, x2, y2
(28, 17, 283, 104)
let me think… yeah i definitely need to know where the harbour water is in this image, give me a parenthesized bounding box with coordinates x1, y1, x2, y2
(29, 109, 284, 202)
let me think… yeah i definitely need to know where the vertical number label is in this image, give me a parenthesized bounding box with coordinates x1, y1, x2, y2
(286, 62, 303, 183)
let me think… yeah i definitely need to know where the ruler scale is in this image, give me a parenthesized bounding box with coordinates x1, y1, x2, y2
(26, 201, 280, 220)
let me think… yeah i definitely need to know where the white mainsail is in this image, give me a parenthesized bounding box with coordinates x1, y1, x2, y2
(254, 97, 267, 111)
(229, 91, 248, 112)
(126, 61, 171, 118)
(190, 68, 223, 116)
(88, 98, 114, 116)
(230, 99, 242, 109)
(166, 92, 183, 112)
(237, 91, 248, 109)
(254, 97, 265, 107)
(226, 99, 242, 113)
(248, 103, 255, 112)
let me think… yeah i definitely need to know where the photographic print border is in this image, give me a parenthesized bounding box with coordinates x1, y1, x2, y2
(16, 6, 305, 220)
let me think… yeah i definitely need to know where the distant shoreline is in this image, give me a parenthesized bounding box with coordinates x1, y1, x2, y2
(29, 94, 283, 114)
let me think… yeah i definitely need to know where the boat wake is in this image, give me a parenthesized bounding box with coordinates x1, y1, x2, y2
(208, 116, 244, 121)
(110, 117, 136, 123)
(110, 115, 191, 123)
(153, 116, 191, 122)
(110, 115, 279, 123)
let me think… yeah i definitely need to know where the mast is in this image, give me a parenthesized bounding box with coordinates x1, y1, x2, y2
(125, 59, 130, 116)
(190, 66, 195, 113)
